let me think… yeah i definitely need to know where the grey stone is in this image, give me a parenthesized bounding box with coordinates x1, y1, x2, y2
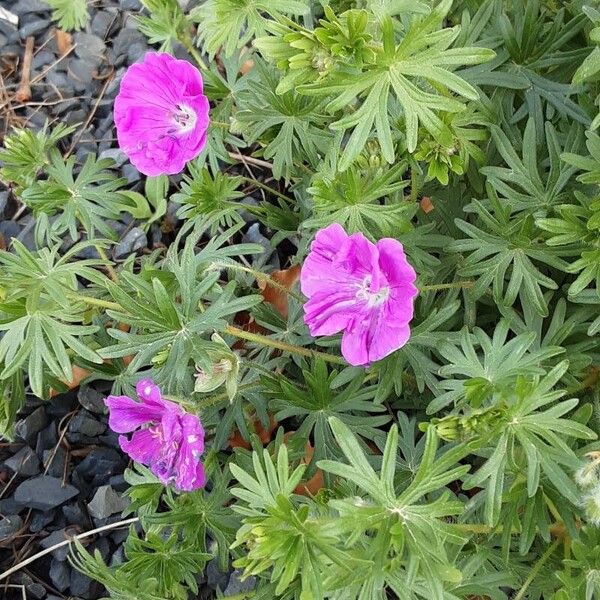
(224, 569, 257, 596)
(127, 42, 147, 63)
(12, 0, 48, 15)
(109, 473, 128, 493)
(0, 34, 7, 49)
(122, 163, 141, 184)
(91, 10, 115, 39)
(68, 58, 96, 85)
(19, 18, 47, 38)
(74, 32, 106, 60)
(36, 421, 58, 456)
(68, 410, 106, 438)
(207, 559, 230, 591)
(29, 509, 55, 533)
(111, 29, 145, 62)
(0, 497, 24, 515)
(65, 109, 87, 126)
(47, 391, 76, 418)
(4, 446, 41, 476)
(52, 98, 79, 116)
(40, 529, 71, 561)
(16, 213, 37, 249)
(99, 148, 127, 168)
(62, 502, 88, 528)
(0, 515, 22, 538)
(119, 0, 142, 10)
(87, 485, 129, 519)
(0, 220, 20, 243)
(45, 70, 71, 93)
(25, 582, 46, 599)
(0, 191, 9, 219)
(43, 446, 67, 478)
(50, 557, 70, 591)
(32, 49, 54, 70)
(14, 476, 78, 510)
(15, 407, 48, 445)
(77, 385, 107, 414)
(110, 545, 126, 566)
(70, 569, 102, 599)
(75, 448, 125, 485)
(114, 227, 147, 260)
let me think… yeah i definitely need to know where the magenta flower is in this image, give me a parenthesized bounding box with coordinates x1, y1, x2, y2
(105, 379, 206, 492)
(114, 52, 210, 177)
(301, 223, 418, 366)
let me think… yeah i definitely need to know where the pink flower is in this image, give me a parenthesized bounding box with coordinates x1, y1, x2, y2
(105, 379, 206, 491)
(301, 223, 418, 366)
(114, 52, 210, 177)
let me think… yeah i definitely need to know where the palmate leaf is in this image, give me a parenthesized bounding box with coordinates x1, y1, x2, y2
(22, 150, 126, 245)
(319, 418, 471, 599)
(191, 0, 309, 58)
(429, 320, 564, 414)
(450, 189, 568, 316)
(235, 60, 332, 180)
(100, 228, 263, 393)
(43, 0, 89, 31)
(262, 358, 389, 465)
(0, 240, 107, 398)
(300, 0, 494, 168)
(137, 0, 189, 52)
(481, 120, 580, 216)
(462, 362, 596, 526)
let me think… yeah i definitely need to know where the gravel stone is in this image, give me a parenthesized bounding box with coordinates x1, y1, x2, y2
(43, 446, 67, 478)
(68, 410, 106, 438)
(122, 164, 141, 183)
(111, 28, 146, 63)
(36, 421, 58, 456)
(14, 476, 78, 510)
(70, 569, 102, 599)
(68, 58, 96, 85)
(19, 18, 47, 38)
(75, 447, 125, 485)
(207, 559, 230, 591)
(74, 32, 106, 61)
(0, 497, 24, 515)
(119, 0, 143, 10)
(15, 406, 48, 445)
(0, 515, 23, 538)
(40, 528, 72, 561)
(91, 11, 116, 38)
(224, 569, 257, 596)
(87, 485, 129, 519)
(12, 0, 49, 14)
(29, 509, 55, 533)
(99, 148, 127, 167)
(50, 557, 70, 591)
(114, 227, 148, 260)
(63, 502, 88, 528)
(32, 49, 54, 70)
(77, 385, 107, 414)
(5, 445, 41, 476)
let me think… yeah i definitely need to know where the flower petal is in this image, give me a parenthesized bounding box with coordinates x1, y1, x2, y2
(105, 395, 164, 433)
(119, 428, 162, 464)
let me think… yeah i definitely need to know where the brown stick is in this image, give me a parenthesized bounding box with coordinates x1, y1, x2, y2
(15, 36, 34, 103)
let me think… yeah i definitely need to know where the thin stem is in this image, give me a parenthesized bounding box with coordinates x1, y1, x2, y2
(0, 517, 139, 582)
(165, 382, 261, 410)
(68, 293, 121, 311)
(513, 539, 560, 600)
(410, 166, 419, 203)
(224, 325, 347, 366)
(210, 261, 304, 303)
(239, 175, 295, 204)
(182, 35, 208, 71)
(94, 244, 118, 283)
(420, 281, 474, 292)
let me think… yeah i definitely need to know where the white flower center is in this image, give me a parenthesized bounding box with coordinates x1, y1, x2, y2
(172, 103, 197, 134)
(144, 385, 152, 396)
(356, 275, 389, 307)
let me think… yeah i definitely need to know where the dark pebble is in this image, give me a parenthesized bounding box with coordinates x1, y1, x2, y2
(0, 515, 23, 538)
(15, 406, 48, 445)
(46, 391, 77, 418)
(119, 0, 143, 10)
(70, 569, 103, 599)
(36, 421, 58, 456)
(122, 164, 141, 184)
(19, 18, 47, 38)
(91, 10, 116, 39)
(0, 220, 21, 244)
(14, 475, 79, 511)
(224, 569, 257, 596)
(65, 109, 87, 126)
(4, 445, 41, 476)
(50, 557, 70, 592)
(12, 0, 49, 15)
(31, 49, 54, 70)
(43, 446, 67, 478)
(207, 558, 230, 591)
(0, 496, 25, 515)
(110, 29, 146, 64)
(114, 227, 147, 260)
(87, 485, 128, 519)
(68, 410, 106, 439)
(40, 528, 72, 561)
(99, 148, 127, 167)
(77, 385, 107, 414)
(74, 32, 106, 61)
(62, 502, 89, 528)
(68, 58, 97, 86)
(29, 509, 55, 533)
(75, 447, 125, 486)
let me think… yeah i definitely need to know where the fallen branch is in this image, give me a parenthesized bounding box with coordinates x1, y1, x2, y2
(15, 36, 34, 103)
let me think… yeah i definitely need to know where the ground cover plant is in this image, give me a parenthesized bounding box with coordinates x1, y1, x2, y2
(1, 0, 600, 598)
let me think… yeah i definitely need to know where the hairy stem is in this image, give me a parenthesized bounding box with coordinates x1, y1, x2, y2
(224, 325, 347, 366)
(513, 539, 560, 600)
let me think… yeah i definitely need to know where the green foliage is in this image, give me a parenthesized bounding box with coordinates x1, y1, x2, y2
(43, 0, 89, 30)
(4, 0, 600, 598)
